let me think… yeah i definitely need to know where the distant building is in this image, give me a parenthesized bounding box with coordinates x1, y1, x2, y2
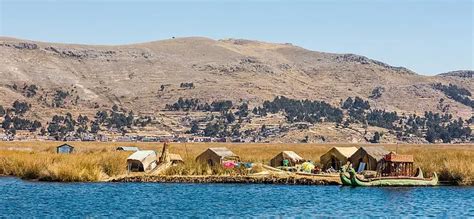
(116, 136, 133, 142)
(57, 143, 74, 154)
(81, 134, 96, 141)
(64, 136, 80, 141)
(176, 137, 188, 143)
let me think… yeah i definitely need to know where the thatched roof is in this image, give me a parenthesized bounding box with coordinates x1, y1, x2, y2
(332, 147, 358, 158)
(280, 151, 303, 161)
(208, 147, 237, 158)
(127, 150, 156, 161)
(158, 153, 183, 162)
(359, 146, 389, 161)
(270, 151, 304, 167)
(320, 147, 357, 169)
(57, 143, 74, 148)
(384, 152, 414, 163)
(116, 146, 139, 151)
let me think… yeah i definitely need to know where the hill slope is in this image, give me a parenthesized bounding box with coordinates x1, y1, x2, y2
(1, 36, 472, 118)
(0, 37, 472, 143)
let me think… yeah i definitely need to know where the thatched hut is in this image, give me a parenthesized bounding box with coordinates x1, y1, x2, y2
(320, 147, 358, 170)
(270, 151, 304, 167)
(158, 153, 184, 165)
(57, 143, 74, 154)
(127, 150, 158, 172)
(196, 147, 240, 166)
(116, 146, 139, 151)
(349, 147, 389, 172)
(380, 152, 414, 177)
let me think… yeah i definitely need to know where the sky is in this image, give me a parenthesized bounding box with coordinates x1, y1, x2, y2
(0, 0, 472, 75)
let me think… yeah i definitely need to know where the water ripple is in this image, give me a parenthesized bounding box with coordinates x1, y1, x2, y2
(0, 177, 472, 217)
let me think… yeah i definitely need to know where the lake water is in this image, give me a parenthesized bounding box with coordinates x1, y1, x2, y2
(1, 177, 473, 218)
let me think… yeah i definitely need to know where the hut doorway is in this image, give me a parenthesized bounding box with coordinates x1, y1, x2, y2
(357, 158, 364, 171)
(128, 161, 144, 172)
(331, 156, 338, 170)
(207, 159, 214, 166)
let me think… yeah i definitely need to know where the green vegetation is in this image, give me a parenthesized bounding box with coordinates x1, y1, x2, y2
(167, 95, 471, 143)
(165, 98, 233, 112)
(369, 86, 384, 99)
(432, 83, 473, 108)
(52, 89, 70, 107)
(12, 100, 30, 115)
(1, 101, 41, 135)
(254, 96, 344, 123)
(180, 82, 195, 89)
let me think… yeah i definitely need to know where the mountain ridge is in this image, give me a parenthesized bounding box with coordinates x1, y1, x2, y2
(0, 36, 472, 121)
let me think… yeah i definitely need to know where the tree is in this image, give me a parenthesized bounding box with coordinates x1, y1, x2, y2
(231, 123, 241, 137)
(12, 100, 30, 115)
(211, 100, 233, 112)
(112, 104, 119, 112)
(237, 103, 249, 117)
(91, 122, 100, 133)
(432, 83, 473, 108)
(369, 87, 384, 99)
(2, 114, 12, 129)
(371, 132, 381, 143)
(95, 111, 108, 124)
(225, 112, 236, 124)
(343, 119, 350, 128)
(52, 90, 69, 107)
(342, 97, 353, 109)
(190, 121, 200, 134)
(204, 122, 220, 137)
(25, 84, 38, 97)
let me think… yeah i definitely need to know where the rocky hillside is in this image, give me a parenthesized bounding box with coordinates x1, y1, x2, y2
(1, 36, 472, 118)
(438, 70, 473, 79)
(0, 36, 472, 143)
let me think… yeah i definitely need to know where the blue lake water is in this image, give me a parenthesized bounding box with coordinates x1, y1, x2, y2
(0, 177, 473, 218)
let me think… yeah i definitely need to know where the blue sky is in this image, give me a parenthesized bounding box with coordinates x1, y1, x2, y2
(0, 0, 472, 75)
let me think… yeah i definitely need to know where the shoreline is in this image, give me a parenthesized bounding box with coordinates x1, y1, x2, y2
(109, 175, 342, 185)
(1, 174, 466, 186)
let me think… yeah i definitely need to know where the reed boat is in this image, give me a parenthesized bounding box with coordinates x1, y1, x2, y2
(339, 167, 352, 186)
(346, 167, 438, 187)
(339, 171, 352, 186)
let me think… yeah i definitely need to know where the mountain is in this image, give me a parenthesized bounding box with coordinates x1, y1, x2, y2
(0, 36, 472, 143)
(438, 70, 473, 79)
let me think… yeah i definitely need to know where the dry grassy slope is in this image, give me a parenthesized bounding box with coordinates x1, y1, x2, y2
(0, 36, 472, 119)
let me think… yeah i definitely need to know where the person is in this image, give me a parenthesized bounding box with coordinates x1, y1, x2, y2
(282, 159, 289, 167)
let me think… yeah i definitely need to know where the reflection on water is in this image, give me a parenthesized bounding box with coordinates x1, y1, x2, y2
(0, 177, 473, 217)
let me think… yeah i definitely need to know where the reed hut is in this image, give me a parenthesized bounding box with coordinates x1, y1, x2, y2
(349, 146, 389, 172)
(116, 146, 139, 151)
(127, 150, 158, 172)
(196, 147, 240, 166)
(56, 143, 74, 154)
(320, 147, 358, 170)
(158, 153, 184, 165)
(380, 152, 414, 177)
(270, 151, 304, 167)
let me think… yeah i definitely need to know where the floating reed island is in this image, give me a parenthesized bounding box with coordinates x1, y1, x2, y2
(111, 175, 340, 185)
(0, 142, 472, 185)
